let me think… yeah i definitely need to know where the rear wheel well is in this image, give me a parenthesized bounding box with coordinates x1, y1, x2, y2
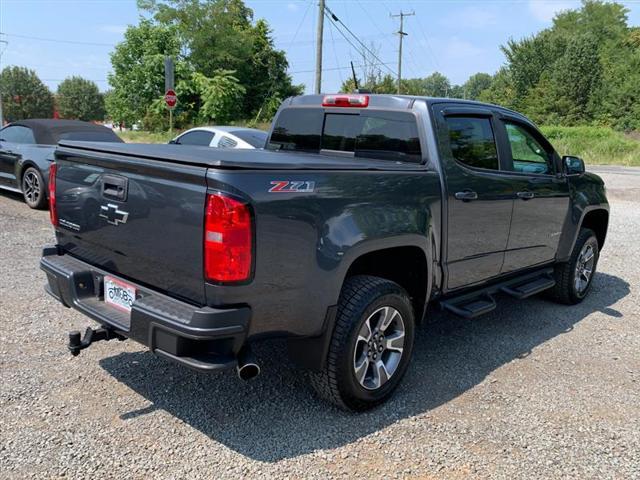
(581, 209, 608, 250)
(344, 247, 428, 321)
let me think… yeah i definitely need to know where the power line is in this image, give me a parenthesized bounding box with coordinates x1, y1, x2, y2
(290, 61, 395, 75)
(0, 32, 114, 47)
(323, 4, 397, 77)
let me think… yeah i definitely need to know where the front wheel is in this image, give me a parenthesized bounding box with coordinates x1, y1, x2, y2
(21, 167, 48, 209)
(548, 228, 599, 304)
(309, 275, 415, 411)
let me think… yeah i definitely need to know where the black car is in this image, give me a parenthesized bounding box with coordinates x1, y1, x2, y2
(0, 119, 123, 209)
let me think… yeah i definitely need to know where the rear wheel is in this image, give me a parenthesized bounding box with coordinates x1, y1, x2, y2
(548, 228, 599, 304)
(21, 167, 47, 209)
(309, 275, 415, 411)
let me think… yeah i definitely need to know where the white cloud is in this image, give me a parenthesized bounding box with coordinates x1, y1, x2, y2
(99, 24, 127, 35)
(528, 0, 579, 23)
(286, 3, 299, 12)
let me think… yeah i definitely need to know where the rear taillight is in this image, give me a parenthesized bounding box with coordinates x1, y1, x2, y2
(204, 192, 252, 283)
(322, 94, 369, 108)
(49, 163, 58, 226)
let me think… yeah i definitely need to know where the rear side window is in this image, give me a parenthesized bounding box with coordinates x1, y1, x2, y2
(177, 130, 215, 146)
(445, 117, 499, 170)
(0, 125, 35, 144)
(218, 136, 238, 148)
(268, 108, 422, 163)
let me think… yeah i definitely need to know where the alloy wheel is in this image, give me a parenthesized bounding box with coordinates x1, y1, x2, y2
(352, 306, 406, 390)
(22, 170, 41, 206)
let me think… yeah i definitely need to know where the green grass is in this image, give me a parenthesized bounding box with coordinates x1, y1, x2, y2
(118, 130, 176, 144)
(540, 125, 640, 167)
(118, 124, 640, 167)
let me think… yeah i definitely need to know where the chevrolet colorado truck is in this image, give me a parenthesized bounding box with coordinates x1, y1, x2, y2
(41, 94, 609, 411)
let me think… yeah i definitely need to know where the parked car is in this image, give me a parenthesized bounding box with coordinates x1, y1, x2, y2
(41, 94, 609, 411)
(0, 119, 123, 209)
(169, 126, 267, 149)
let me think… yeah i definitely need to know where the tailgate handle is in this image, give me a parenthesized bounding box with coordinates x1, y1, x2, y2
(102, 174, 128, 201)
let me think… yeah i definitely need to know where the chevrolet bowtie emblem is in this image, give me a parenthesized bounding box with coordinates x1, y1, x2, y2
(100, 203, 129, 226)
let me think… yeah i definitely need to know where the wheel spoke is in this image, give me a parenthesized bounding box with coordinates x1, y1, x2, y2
(385, 331, 405, 352)
(377, 306, 398, 332)
(354, 355, 370, 384)
(372, 360, 390, 389)
(357, 318, 373, 344)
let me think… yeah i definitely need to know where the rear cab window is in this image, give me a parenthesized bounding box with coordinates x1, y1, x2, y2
(267, 108, 422, 163)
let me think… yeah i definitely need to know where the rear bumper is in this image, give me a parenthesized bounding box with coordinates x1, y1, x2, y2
(40, 246, 251, 372)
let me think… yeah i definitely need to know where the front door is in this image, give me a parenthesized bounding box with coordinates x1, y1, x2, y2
(497, 118, 570, 272)
(434, 105, 516, 290)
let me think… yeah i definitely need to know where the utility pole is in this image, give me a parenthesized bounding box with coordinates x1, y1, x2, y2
(315, 0, 325, 94)
(391, 11, 414, 95)
(0, 39, 7, 126)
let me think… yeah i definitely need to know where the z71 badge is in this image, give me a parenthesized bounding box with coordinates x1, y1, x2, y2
(268, 181, 315, 193)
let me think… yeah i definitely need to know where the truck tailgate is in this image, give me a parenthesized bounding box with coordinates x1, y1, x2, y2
(53, 146, 208, 305)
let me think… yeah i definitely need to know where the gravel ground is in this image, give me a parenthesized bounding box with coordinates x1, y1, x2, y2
(1, 168, 639, 479)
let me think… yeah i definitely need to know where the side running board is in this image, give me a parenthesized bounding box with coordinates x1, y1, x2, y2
(438, 268, 555, 319)
(501, 275, 555, 299)
(440, 294, 496, 319)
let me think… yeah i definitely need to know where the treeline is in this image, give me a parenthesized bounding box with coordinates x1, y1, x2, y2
(106, 0, 302, 129)
(343, 1, 639, 131)
(0, 67, 105, 122)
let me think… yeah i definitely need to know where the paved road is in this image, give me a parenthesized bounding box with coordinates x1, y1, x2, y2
(0, 171, 638, 479)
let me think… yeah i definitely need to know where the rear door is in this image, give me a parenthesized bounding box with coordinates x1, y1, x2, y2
(496, 117, 570, 272)
(433, 104, 516, 290)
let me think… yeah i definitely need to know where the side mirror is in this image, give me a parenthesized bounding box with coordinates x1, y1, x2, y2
(168, 139, 177, 144)
(563, 155, 585, 175)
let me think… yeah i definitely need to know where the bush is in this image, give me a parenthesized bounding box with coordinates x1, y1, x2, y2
(541, 125, 640, 166)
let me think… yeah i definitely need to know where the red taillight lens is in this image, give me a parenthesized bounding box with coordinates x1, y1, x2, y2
(204, 192, 252, 283)
(49, 163, 58, 226)
(322, 94, 369, 108)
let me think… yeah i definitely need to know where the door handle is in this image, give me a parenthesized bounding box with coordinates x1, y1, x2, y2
(454, 190, 478, 202)
(517, 191, 535, 200)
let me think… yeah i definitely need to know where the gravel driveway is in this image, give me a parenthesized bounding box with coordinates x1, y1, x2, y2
(1, 168, 638, 479)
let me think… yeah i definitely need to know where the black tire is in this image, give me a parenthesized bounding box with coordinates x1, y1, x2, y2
(309, 275, 415, 411)
(548, 228, 599, 305)
(21, 167, 48, 210)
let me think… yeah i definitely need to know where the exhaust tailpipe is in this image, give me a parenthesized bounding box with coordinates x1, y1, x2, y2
(236, 347, 260, 381)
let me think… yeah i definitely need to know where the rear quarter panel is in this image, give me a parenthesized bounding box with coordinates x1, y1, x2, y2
(205, 168, 442, 338)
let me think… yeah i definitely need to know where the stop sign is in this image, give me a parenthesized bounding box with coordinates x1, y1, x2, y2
(164, 89, 177, 109)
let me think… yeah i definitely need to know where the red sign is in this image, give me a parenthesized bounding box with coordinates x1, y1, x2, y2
(164, 89, 177, 109)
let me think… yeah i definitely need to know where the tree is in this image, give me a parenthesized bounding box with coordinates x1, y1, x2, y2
(422, 72, 451, 97)
(106, 19, 185, 127)
(461, 73, 493, 100)
(0, 66, 54, 121)
(57, 76, 105, 121)
(138, 0, 301, 118)
(193, 70, 245, 123)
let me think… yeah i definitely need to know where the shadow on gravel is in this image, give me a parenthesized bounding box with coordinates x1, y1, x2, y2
(100, 272, 629, 462)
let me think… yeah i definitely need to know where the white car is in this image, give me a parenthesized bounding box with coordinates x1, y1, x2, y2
(169, 126, 268, 149)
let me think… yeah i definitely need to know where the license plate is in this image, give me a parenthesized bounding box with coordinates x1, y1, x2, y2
(104, 276, 137, 313)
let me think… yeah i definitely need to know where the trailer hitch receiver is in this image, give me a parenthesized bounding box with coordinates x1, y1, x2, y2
(68, 327, 125, 356)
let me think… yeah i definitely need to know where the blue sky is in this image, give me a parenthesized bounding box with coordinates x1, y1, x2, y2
(1, 0, 639, 93)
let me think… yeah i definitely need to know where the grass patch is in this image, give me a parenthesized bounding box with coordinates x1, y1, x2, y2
(540, 125, 640, 167)
(118, 130, 176, 144)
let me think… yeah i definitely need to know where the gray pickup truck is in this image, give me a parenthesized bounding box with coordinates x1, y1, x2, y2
(41, 94, 609, 410)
